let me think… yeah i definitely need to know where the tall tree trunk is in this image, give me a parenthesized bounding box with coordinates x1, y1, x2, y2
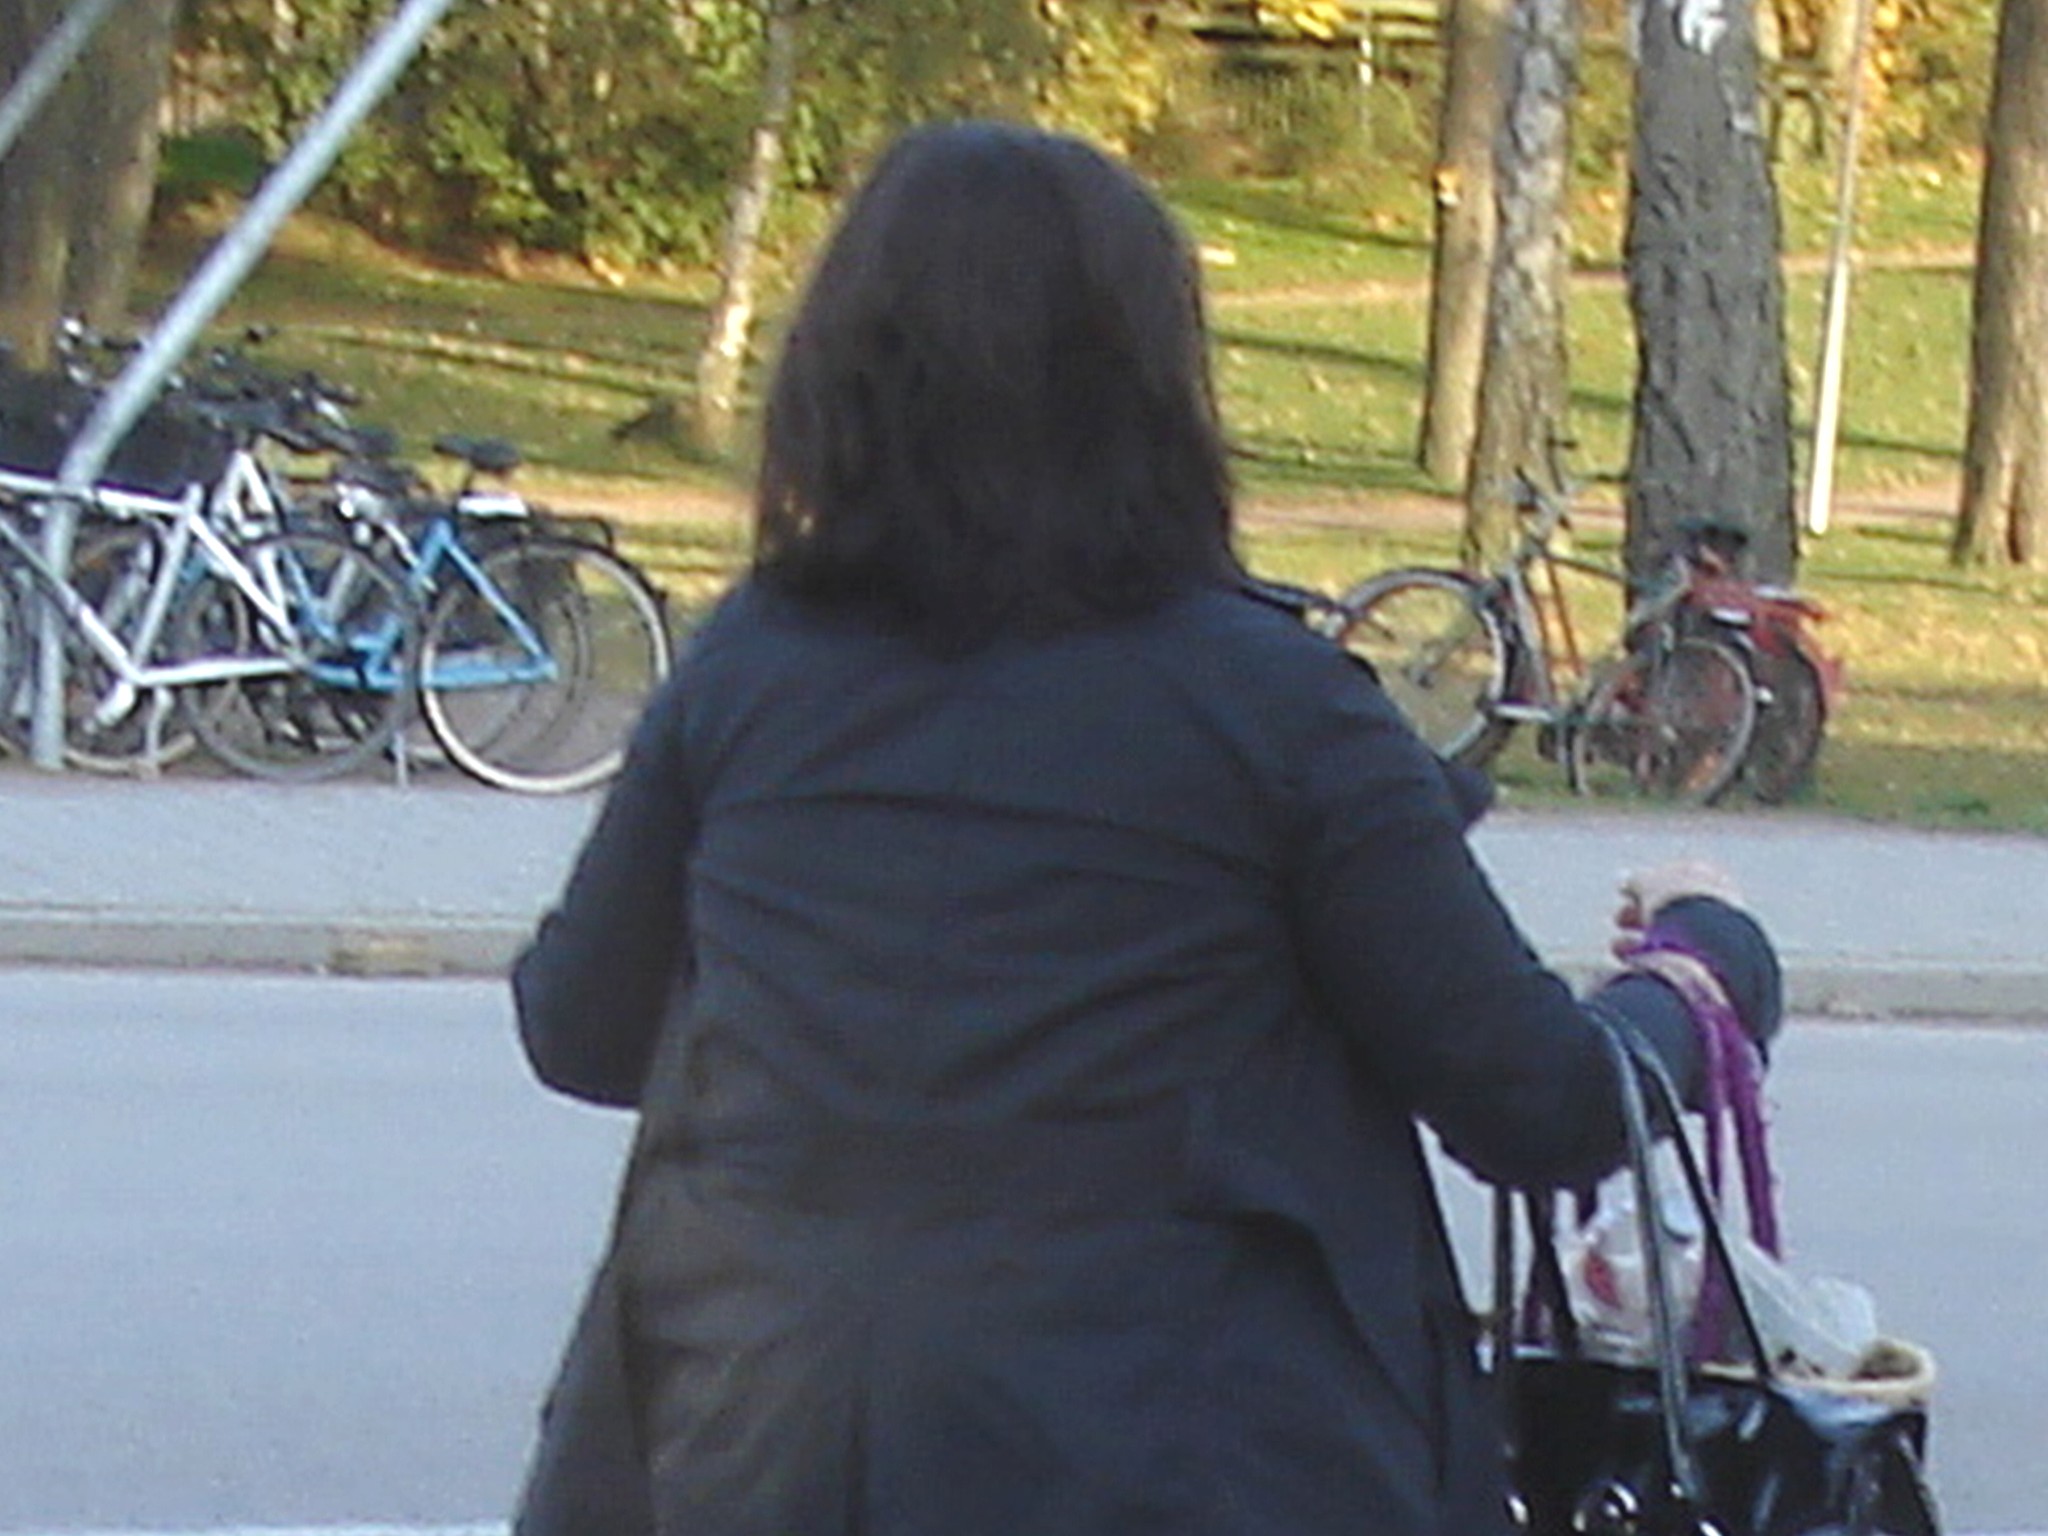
(1953, 0, 2048, 569)
(1623, 0, 1797, 586)
(1464, 0, 1578, 571)
(62, 0, 178, 328)
(0, 0, 80, 367)
(1419, 0, 1511, 486)
(692, 0, 802, 459)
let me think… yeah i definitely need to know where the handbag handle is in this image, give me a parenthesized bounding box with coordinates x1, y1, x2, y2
(1595, 1014, 1705, 1514)
(1605, 1020, 1775, 1381)
(1494, 1013, 1781, 1525)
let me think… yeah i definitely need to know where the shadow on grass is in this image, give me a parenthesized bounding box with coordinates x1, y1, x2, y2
(1229, 440, 1436, 496)
(1817, 739, 2048, 831)
(1856, 680, 2048, 708)
(1172, 180, 1428, 254)
(306, 325, 695, 401)
(1213, 325, 1423, 380)
(1809, 564, 2025, 598)
(1827, 426, 1965, 464)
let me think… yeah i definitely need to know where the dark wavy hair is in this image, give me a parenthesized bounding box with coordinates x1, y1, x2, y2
(753, 121, 1236, 649)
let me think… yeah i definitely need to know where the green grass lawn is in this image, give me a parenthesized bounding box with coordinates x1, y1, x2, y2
(127, 152, 2047, 832)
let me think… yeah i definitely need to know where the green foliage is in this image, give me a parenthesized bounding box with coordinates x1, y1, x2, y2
(178, 0, 1176, 263)
(1873, 3, 1997, 159)
(800, 0, 1174, 171)
(1030, 1, 1176, 153)
(156, 128, 267, 208)
(181, 0, 767, 264)
(171, 0, 1999, 276)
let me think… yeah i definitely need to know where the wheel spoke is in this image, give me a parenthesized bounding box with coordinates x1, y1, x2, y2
(177, 530, 417, 782)
(420, 533, 671, 794)
(1336, 570, 1511, 765)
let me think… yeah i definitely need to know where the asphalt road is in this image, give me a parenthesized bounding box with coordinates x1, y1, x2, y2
(1, 970, 2041, 1533)
(0, 970, 630, 1532)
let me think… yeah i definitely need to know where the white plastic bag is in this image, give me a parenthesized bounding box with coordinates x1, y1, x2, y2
(1553, 1145, 1706, 1365)
(1554, 1173, 1881, 1375)
(1725, 1233, 1879, 1378)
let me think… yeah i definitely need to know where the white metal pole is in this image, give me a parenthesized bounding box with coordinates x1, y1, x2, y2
(28, 0, 464, 767)
(1801, 0, 1878, 539)
(0, 0, 130, 166)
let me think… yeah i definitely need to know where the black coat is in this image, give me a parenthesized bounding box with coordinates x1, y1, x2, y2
(513, 578, 1701, 1536)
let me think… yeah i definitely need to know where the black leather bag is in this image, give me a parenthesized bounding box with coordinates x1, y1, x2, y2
(1496, 1025, 1941, 1536)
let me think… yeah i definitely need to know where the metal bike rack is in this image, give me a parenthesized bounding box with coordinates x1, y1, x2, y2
(14, 0, 466, 767)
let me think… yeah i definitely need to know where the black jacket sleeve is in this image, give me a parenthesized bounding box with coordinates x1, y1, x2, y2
(1282, 663, 1760, 1190)
(512, 681, 697, 1108)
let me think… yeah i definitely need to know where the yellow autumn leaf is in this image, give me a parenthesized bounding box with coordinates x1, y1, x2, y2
(1254, 0, 1352, 42)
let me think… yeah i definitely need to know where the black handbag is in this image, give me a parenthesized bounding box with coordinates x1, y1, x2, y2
(1495, 1022, 1942, 1536)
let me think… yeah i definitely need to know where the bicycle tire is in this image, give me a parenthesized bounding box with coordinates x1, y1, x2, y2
(1744, 645, 1827, 803)
(59, 519, 203, 774)
(1335, 568, 1515, 765)
(1568, 636, 1757, 804)
(0, 563, 26, 756)
(174, 528, 418, 782)
(419, 533, 670, 794)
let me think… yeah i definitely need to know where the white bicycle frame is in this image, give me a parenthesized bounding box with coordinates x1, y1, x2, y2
(1, 467, 322, 740)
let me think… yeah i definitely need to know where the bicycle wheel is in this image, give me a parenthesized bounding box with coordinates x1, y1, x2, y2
(0, 563, 26, 756)
(175, 528, 417, 782)
(1569, 637, 1757, 804)
(60, 519, 202, 774)
(419, 533, 670, 794)
(1335, 568, 1514, 765)
(1744, 646, 1826, 803)
(662, 563, 736, 657)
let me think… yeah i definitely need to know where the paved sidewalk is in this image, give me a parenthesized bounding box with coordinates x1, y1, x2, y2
(1, 764, 2043, 1017)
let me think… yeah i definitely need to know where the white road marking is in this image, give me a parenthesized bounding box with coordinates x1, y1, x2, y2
(8, 1525, 2040, 1536)
(6, 1526, 508, 1535)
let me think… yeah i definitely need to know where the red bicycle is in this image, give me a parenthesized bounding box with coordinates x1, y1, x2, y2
(1668, 519, 1844, 804)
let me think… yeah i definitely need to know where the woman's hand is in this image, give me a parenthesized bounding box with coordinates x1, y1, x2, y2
(1613, 859, 1743, 953)
(1609, 858, 1783, 1061)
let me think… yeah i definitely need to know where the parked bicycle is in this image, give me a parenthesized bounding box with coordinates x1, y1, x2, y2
(0, 468, 419, 783)
(302, 425, 674, 795)
(4, 326, 677, 793)
(2, 333, 418, 778)
(176, 335, 679, 794)
(39, 338, 359, 771)
(1335, 474, 1760, 804)
(1665, 517, 1843, 803)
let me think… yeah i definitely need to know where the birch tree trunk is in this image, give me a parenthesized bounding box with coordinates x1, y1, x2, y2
(1418, 0, 1511, 485)
(1953, 0, 2048, 569)
(1623, 0, 1797, 585)
(1464, 0, 1578, 571)
(692, 0, 802, 458)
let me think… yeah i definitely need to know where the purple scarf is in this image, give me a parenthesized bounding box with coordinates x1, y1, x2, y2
(1619, 926, 1780, 1359)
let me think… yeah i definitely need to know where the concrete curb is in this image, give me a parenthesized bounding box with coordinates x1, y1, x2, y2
(4, 911, 2046, 1019)
(0, 909, 528, 979)
(1552, 956, 2048, 1022)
